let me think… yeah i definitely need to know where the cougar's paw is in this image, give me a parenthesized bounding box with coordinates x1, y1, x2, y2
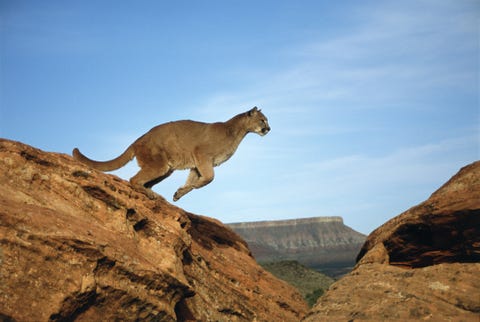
(144, 189, 158, 200)
(132, 185, 157, 200)
(173, 191, 182, 202)
(173, 188, 188, 202)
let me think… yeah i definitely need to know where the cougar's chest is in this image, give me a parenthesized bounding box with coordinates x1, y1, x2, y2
(213, 151, 235, 167)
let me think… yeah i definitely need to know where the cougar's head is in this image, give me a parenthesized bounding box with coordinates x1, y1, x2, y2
(247, 106, 271, 136)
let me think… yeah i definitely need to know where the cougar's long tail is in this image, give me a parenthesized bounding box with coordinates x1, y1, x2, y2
(72, 145, 135, 172)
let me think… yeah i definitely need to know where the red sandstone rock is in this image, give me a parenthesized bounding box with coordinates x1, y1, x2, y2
(304, 161, 480, 321)
(0, 139, 308, 321)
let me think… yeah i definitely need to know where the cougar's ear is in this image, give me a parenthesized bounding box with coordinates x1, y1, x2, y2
(248, 106, 258, 116)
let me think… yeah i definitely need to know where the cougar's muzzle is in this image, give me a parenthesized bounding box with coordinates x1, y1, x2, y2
(261, 125, 271, 135)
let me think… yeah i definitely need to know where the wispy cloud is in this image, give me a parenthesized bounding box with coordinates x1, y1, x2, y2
(195, 0, 478, 116)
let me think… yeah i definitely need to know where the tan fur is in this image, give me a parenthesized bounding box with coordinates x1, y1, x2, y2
(73, 107, 270, 201)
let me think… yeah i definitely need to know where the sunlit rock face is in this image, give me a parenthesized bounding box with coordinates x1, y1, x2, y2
(0, 139, 308, 322)
(304, 161, 480, 321)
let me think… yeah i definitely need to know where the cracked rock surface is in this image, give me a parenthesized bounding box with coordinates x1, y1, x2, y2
(0, 139, 307, 321)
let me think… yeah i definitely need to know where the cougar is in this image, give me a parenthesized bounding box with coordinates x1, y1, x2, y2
(73, 107, 270, 201)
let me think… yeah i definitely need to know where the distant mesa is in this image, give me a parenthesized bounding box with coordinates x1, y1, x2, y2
(229, 216, 344, 228)
(228, 216, 366, 278)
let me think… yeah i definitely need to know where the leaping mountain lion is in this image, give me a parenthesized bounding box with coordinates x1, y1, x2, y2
(73, 107, 270, 201)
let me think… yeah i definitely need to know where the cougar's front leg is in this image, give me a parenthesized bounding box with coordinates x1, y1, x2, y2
(173, 156, 214, 201)
(173, 169, 198, 201)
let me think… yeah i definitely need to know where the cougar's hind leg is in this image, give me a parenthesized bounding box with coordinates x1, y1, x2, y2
(130, 168, 167, 199)
(130, 151, 172, 199)
(143, 169, 173, 188)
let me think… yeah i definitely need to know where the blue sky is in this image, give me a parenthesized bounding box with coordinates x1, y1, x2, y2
(1, 0, 478, 234)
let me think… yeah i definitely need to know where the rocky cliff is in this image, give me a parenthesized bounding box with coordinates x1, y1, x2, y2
(228, 216, 366, 277)
(0, 139, 308, 321)
(304, 161, 480, 321)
